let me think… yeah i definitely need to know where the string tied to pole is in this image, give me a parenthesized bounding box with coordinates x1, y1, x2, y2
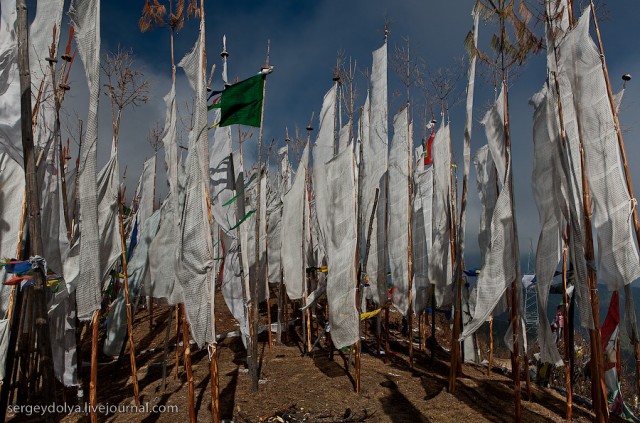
(29, 255, 47, 276)
(207, 343, 216, 361)
(629, 198, 637, 222)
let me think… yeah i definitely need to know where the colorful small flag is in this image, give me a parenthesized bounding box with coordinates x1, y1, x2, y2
(207, 90, 223, 110)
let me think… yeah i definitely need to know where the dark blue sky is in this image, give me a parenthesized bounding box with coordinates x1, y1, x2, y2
(18, 0, 640, 267)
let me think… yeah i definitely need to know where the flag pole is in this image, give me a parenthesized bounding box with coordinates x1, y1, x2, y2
(303, 121, 312, 355)
(118, 188, 140, 406)
(305, 144, 314, 355)
(175, 304, 181, 379)
(354, 103, 366, 395)
(590, 2, 640, 401)
(89, 309, 99, 423)
(562, 238, 572, 420)
(450, 7, 479, 391)
(384, 171, 391, 364)
(182, 305, 196, 422)
(12, 2, 57, 420)
(546, 6, 606, 419)
(251, 41, 272, 392)
(264, 140, 274, 352)
(448, 115, 462, 393)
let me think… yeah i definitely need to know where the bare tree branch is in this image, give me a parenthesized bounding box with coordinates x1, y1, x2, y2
(101, 47, 151, 144)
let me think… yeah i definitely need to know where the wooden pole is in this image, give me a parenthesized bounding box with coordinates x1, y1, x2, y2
(175, 304, 181, 379)
(210, 344, 220, 423)
(46, 27, 73, 240)
(0, 277, 24, 423)
(149, 298, 154, 331)
(354, 106, 365, 394)
(384, 308, 390, 364)
(161, 306, 173, 393)
(448, 138, 461, 393)
(283, 288, 289, 344)
(384, 172, 390, 364)
(579, 139, 608, 423)
(431, 288, 436, 363)
(589, 2, 640, 401)
(14, 2, 57, 418)
(562, 241, 573, 420)
(549, 4, 605, 419)
(70, 120, 82, 238)
(304, 171, 312, 354)
(502, 83, 522, 423)
(182, 305, 196, 423)
(277, 273, 284, 344)
(265, 229, 273, 351)
(89, 310, 99, 423)
(406, 103, 414, 370)
(118, 188, 140, 405)
(250, 46, 271, 392)
(487, 313, 493, 377)
(301, 202, 308, 354)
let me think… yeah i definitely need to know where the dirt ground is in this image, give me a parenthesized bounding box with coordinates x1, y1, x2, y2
(5, 291, 620, 423)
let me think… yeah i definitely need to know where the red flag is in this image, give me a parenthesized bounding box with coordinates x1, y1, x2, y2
(601, 290, 620, 372)
(424, 130, 435, 166)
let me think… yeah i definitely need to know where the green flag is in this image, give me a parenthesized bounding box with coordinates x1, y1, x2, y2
(213, 74, 265, 127)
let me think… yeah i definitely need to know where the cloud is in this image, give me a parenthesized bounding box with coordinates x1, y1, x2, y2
(46, 0, 640, 265)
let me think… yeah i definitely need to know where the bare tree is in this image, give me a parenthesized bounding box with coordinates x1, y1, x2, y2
(390, 36, 421, 110)
(101, 48, 151, 145)
(339, 56, 358, 143)
(147, 121, 164, 153)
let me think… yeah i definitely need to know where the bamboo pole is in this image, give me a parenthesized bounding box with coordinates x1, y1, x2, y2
(182, 305, 196, 423)
(265, 225, 273, 351)
(354, 104, 365, 393)
(277, 272, 284, 344)
(210, 344, 220, 423)
(118, 188, 140, 405)
(589, 1, 640, 400)
(266, 296, 273, 350)
(487, 314, 493, 377)
(46, 26, 73, 240)
(250, 46, 271, 392)
(161, 306, 173, 393)
(149, 298, 154, 331)
(14, 3, 57, 418)
(70, 120, 82, 239)
(384, 308, 390, 364)
(283, 288, 289, 344)
(451, 7, 479, 390)
(562, 242, 573, 420)
(406, 107, 414, 371)
(0, 275, 24, 423)
(579, 139, 608, 423)
(549, 4, 606, 419)
(14, 287, 32, 404)
(175, 304, 181, 379)
(305, 185, 313, 354)
(301, 198, 308, 354)
(89, 310, 99, 423)
(503, 83, 521, 423)
(448, 134, 461, 393)
(384, 172, 390, 364)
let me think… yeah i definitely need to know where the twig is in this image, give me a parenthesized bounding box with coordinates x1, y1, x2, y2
(258, 402, 296, 422)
